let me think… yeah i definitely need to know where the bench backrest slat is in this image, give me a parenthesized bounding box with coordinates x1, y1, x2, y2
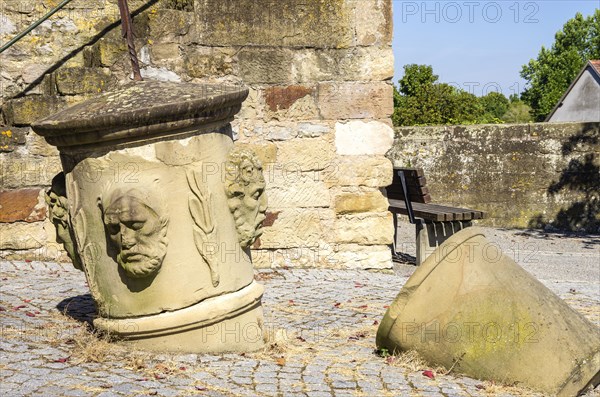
(387, 167, 432, 204)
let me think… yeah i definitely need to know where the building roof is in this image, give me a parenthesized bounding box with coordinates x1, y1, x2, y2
(545, 60, 600, 121)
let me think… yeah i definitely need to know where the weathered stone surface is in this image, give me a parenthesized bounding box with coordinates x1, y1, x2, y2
(238, 48, 294, 84)
(318, 82, 393, 119)
(0, 189, 46, 223)
(148, 9, 192, 38)
(0, 127, 27, 152)
(334, 213, 393, 245)
(377, 228, 600, 396)
(259, 209, 335, 249)
(0, 222, 46, 250)
(0, 156, 62, 189)
(292, 47, 394, 82)
(3, 96, 67, 126)
(389, 122, 600, 231)
(335, 120, 394, 155)
(351, 0, 393, 46)
(26, 131, 59, 156)
(276, 138, 335, 171)
(235, 142, 278, 165)
(265, 86, 315, 112)
(327, 156, 393, 187)
(151, 43, 181, 60)
(268, 173, 330, 209)
(192, 0, 352, 48)
(86, 37, 127, 67)
(298, 122, 331, 138)
(184, 47, 234, 78)
(330, 243, 392, 269)
(333, 189, 388, 214)
(55, 67, 116, 95)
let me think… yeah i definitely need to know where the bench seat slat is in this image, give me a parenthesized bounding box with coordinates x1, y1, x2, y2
(388, 199, 484, 222)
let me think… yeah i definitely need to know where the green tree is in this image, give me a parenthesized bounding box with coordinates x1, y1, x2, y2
(392, 64, 492, 126)
(520, 10, 600, 121)
(480, 92, 510, 120)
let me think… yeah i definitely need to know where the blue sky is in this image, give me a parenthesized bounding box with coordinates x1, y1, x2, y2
(392, 0, 600, 97)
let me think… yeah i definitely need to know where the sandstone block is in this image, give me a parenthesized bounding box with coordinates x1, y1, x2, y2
(292, 47, 394, 82)
(265, 85, 315, 112)
(56, 67, 116, 95)
(0, 189, 46, 223)
(326, 156, 393, 188)
(235, 142, 278, 165)
(333, 189, 388, 214)
(87, 37, 128, 67)
(192, 0, 352, 48)
(148, 9, 192, 38)
(151, 43, 181, 60)
(238, 48, 294, 84)
(184, 47, 234, 78)
(334, 212, 394, 245)
(26, 131, 59, 156)
(0, 156, 62, 188)
(0, 127, 27, 153)
(330, 243, 392, 269)
(298, 122, 331, 138)
(335, 120, 394, 155)
(276, 138, 335, 171)
(267, 174, 330, 209)
(318, 82, 393, 119)
(351, 0, 392, 46)
(259, 208, 335, 249)
(3, 96, 67, 126)
(0, 222, 46, 250)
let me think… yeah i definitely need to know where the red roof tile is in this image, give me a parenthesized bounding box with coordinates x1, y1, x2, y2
(590, 60, 600, 74)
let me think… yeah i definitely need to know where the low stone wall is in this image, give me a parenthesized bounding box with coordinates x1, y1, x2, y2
(0, 0, 395, 268)
(387, 122, 600, 232)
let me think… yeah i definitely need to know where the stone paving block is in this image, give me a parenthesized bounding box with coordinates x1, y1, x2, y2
(0, 258, 599, 397)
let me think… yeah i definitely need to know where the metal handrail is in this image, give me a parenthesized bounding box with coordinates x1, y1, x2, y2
(0, 0, 141, 80)
(0, 0, 75, 54)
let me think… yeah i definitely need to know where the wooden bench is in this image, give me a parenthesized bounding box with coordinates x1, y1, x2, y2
(386, 167, 486, 265)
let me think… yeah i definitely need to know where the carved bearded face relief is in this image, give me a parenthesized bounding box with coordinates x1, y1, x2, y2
(101, 188, 168, 278)
(225, 149, 268, 248)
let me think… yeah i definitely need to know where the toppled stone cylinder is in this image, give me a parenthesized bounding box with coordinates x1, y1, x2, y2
(33, 81, 267, 353)
(376, 227, 600, 397)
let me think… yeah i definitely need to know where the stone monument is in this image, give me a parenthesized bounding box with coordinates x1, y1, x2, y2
(33, 81, 267, 353)
(377, 227, 600, 397)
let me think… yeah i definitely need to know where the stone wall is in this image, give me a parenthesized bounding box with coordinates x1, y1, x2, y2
(0, 0, 395, 268)
(388, 122, 600, 233)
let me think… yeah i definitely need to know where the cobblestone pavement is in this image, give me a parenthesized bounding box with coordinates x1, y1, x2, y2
(1, 230, 599, 397)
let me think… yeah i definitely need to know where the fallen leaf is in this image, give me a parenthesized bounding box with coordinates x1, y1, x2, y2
(25, 311, 36, 317)
(54, 357, 69, 363)
(422, 370, 435, 379)
(357, 305, 368, 309)
(25, 259, 32, 263)
(475, 384, 486, 390)
(383, 305, 389, 309)
(373, 320, 379, 325)
(195, 386, 207, 391)
(333, 302, 341, 307)
(22, 299, 31, 303)
(179, 367, 186, 371)
(288, 300, 295, 305)
(296, 336, 306, 342)
(0, 307, 6, 312)
(276, 357, 286, 366)
(13, 305, 26, 310)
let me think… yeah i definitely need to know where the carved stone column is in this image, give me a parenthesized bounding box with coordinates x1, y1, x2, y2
(32, 81, 267, 353)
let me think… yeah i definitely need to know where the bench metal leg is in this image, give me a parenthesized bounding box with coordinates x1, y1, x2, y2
(415, 220, 473, 265)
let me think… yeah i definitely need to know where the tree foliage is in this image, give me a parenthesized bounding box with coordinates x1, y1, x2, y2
(392, 64, 513, 126)
(520, 10, 600, 121)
